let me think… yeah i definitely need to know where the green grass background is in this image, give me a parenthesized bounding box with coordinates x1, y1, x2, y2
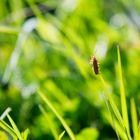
(0, 0, 140, 140)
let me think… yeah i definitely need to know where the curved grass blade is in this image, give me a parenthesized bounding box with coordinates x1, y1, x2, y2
(0, 107, 12, 120)
(102, 93, 120, 140)
(7, 114, 23, 140)
(99, 75, 124, 127)
(0, 120, 18, 140)
(39, 105, 58, 139)
(38, 90, 76, 140)
(58, 131, 65, 140)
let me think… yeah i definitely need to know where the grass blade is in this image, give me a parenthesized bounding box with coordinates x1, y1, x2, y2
(38, 90, 76, 140)
(99, 75, 124, 127)
(102, 93, 120, 140)
(7, 114, 23, 140)
(58, 131, 65, 140)
(21, 128, 30, 140)
(0, 120, 18, 140)
(130, 98, 138, 140)
(117, 46, 131, 140)
(39, 105, 58, 140)
(0, 107, 12, 120)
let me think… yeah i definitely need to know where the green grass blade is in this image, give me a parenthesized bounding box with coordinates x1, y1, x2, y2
(99, 74, 131, 139)
(38, 90, 76, 140)
(117, 46, 131, 140)
(0, 107, 12, 120)
(99, 75, 124, 126)
(58, 131, 65, 140)
(44, 81, 71, 106)
(0, 120, 18, 140)
(102, 93, 120, 140)
(21, 128, 30, 140)
(130, 98, 138, 140)
(7, 114, 23, 140)
(103, 112, 128, 140)
(39, 105, 58, 140)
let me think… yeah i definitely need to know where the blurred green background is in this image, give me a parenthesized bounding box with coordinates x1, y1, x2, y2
(0, 0, 140, 139)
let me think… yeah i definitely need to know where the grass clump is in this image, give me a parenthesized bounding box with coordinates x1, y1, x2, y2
(92, 46, 140, 140)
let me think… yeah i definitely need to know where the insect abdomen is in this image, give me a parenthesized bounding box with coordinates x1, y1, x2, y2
(91, 56, 99, 75)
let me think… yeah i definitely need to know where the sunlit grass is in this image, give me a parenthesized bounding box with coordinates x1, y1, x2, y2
(0, 108, 29, 140)
(97, 47, 140, 140)
(0, 0, 140, 140)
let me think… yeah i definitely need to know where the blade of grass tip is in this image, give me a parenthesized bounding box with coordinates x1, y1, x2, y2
(7, 114, 23, 140)
(39, 105, 58, 140)
(38, 90, 76, 140)
(117, 46, 131, 138)
(0, 107, 12, 120)
(21, 128, 30, 140)
(58, 131, 65, 140)
(130, 98, 138, 140)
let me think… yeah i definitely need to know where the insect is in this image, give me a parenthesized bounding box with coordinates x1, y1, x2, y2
(90, 55, 100, 75)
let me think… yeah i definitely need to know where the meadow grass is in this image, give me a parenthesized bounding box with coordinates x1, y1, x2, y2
(97, 47, 139, 140)
(0, 47, 139, 140)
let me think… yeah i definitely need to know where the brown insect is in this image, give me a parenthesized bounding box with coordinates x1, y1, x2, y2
(90, 56, 100, 75)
